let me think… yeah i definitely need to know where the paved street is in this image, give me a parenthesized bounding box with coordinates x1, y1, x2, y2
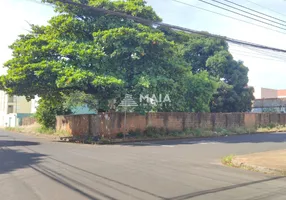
(1, 130, 286, 200)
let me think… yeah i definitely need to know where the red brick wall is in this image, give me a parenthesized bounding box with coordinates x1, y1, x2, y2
(244, 113, 256, 128)
(56, 115, 93, 136)
(22, 117, 36, 126)
(56, 112, 286, 138)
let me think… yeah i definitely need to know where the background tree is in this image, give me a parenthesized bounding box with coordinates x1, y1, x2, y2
(181, 33, 254, 112)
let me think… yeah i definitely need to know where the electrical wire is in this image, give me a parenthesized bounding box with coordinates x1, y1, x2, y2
(230, 43, 286, 61)
(230, 44, 286, 61)
(246, 47, 286, 60)
(220, 0, 286, 24)
(197, 0, 286, 31)
(29, 0, 286, 54)
(232, 53, 286, 62)
(208, 0, 286, 27)
(172, 0, 286, 35)
(230, 50, 286, 62)
(244, 0, 286, 18)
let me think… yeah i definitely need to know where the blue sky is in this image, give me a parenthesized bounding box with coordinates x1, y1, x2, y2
(1, 0, 286, 89)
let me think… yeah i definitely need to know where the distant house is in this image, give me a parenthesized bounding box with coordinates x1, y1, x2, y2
(254, 87, 286, 99)
(0, 91, 39, 127)
(71, 105, 97, 115)
(252, 87, 286, 113)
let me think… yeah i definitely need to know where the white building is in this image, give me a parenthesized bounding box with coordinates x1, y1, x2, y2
(252, 87, 286, 113)
(0, 90, 39, 127)
(254, 87, 286, 99)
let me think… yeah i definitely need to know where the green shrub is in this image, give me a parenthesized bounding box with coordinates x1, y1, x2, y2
(221, 155, 235, 166)
(128, 129, 142, 138)
(143, 127, 165, 137)
(35, 97, 71, 129)
(116, 132, 124, 139)
(215, 128, 230, 136)
(36, 127, 55, 134)
(151, 134, 161, 138)
(144, 127, 159, 135)
(183, 128, 194, 135)
(268, 123, 277, 129)
(85, 136, 95, 144)
(98, 138, 112, 144)
(193, 128, 202, 137)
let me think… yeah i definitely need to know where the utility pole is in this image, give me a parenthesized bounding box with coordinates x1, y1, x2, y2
(118, 94, 138, 139)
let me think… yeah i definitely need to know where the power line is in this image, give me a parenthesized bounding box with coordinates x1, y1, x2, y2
(36, 0, 286, 53)
(209, 0, 286, 27)
(229, 49, 286, 62)
(197, 0, 286, 31)
(172, 0, 286, 35)
(234, 42, 286, 57)
(230, 43, 286, 60)
(230, 49, 286, 62)
(244, 46, 286, 60)
(220, 0, 286, 25)
(231, 51, 286, 62)
(244, 0, 286, 18)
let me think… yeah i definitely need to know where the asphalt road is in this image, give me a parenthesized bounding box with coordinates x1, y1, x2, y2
(1, 131, 286, 200)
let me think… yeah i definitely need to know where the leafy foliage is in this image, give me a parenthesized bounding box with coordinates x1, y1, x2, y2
(63, 91, 98, 111)
(0, 0, 254, 128)
(180, 33, 254, 112)
(185, 71, 219, 112)
(35, 97, 71, 129)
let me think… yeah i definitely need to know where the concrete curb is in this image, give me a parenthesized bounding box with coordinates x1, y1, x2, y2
(99, 131, 286, 144)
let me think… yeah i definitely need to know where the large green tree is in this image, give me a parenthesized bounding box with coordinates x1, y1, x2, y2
(0, 0, 218, 118)
(0, 0, 252, 129)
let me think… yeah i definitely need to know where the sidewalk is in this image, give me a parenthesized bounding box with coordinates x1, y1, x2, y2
(232, 150, 286, 175)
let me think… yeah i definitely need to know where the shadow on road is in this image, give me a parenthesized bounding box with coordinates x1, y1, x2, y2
(119, 133, 286, 146)
(166, 176, 285, 200)
(0, 148, 45, 175)
(0, 140, 40, 147)
(29, 156, 286, 200)
(30, 165, 119, 200)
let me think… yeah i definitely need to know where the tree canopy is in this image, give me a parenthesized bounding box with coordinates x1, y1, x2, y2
(0, 0, 254, 127)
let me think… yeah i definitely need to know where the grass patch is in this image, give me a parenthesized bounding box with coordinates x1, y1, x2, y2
(230, 127, 255, 134)
(54, 130, 71, 137)
(36, 127, 55, 135)
(5, 127, 23, 132)
(221, 154, 235, 166)
(4, 123, 71, 137)
(98, 138, 113, 144)
(221, 154, 267, 174)
(257, 124, 286, 133)
(111, 126, 258, 142)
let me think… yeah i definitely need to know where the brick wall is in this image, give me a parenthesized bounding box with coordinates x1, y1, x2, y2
(56, 112, 286, 138)
(22, 117, 36, 126)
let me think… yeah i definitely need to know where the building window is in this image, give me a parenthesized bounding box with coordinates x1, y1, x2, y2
(8, 105, 13, 114)
(8, 96, 14, 103)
